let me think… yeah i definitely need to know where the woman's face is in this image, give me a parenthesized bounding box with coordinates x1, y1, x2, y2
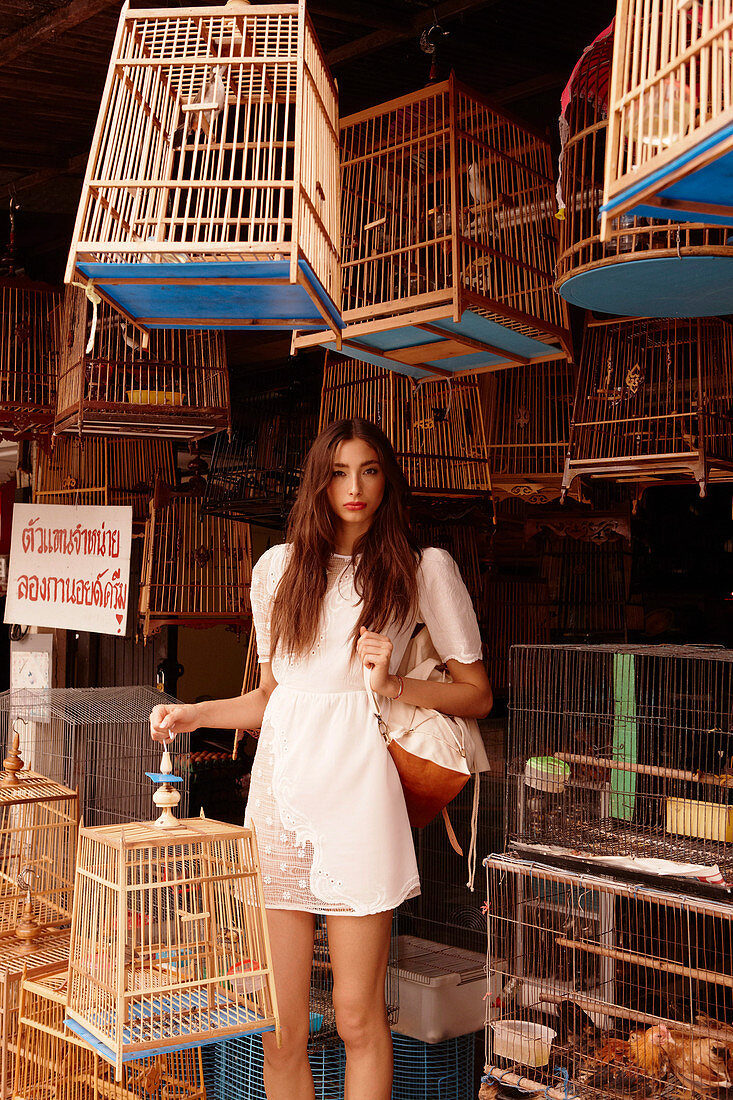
(326, 437, 386, 536)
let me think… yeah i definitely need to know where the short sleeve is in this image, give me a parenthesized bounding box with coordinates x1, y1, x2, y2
(417, 547, 483, 665)
(250, 544, 288, 663)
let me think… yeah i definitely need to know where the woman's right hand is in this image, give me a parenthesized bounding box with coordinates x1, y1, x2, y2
(149, 703, 201, 743)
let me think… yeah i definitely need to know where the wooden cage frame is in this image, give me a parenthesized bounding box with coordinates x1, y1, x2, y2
(562, 316, 733, 497)
(65, 0, 341, 336)
(0, 279, 59, 440)
(138, 492, 252, 640)
(557, 18, 733, 317)
(55, 284, 230, 438)
(601, 0, 733, 234)
(295, 74, 571, 377)
(319, 353, 492, 506)
(33, 436, 176, 525)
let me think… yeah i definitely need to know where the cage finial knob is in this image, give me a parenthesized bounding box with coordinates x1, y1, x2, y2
(147, 747, 183, 829)
(1, 731, 24, 785)
(15, 868, 39, 945)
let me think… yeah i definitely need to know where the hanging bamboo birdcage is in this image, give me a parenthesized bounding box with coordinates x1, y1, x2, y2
(201, 365, 320, 529)
(33, 436, 176, 524)
(562, 317, 733, 497)
(556, 18, 733, 317)
(138, 493, 252, 641)
(0, 278, 59, 439)
(483, 359, 574, 504)
(295, 75, 571, 376)
(319, 354, 492, 509)
(16, 966, 207, 1100)
(65, 776, 280, 1077)
(65, 1, 340, 336)
(55, 284, 230, 438)
(601, 0, 733, 235)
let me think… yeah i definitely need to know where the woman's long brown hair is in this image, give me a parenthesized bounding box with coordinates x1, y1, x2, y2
(269, 418, 422, 659)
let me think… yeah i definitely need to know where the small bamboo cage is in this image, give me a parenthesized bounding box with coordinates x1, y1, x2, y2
(65, 1, 340, 335)
(0, 734, 77, 942)
(601, 0, 733, 234)
(66, 807, 280, 1076)
(138, 494, 252, 641)
(0, 687, 190, 828)
(33, 436, 176, 524)
(319, 354, 492, 505)
(482, 576, 550, 698)
(507, 643, 733, 881)
(557, 19, 733, 317)
(295, 75, 571, 375)
(55, 284, 230, 438)
(15, 966, 207, 1100)
(0, 278, 59, 439)
(201, 366, 320, 529)
(483, 359, 574, 505)
(563, 317, 733, 497)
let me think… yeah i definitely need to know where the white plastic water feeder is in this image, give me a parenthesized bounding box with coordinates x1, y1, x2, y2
(491, 1019, 557, 1068)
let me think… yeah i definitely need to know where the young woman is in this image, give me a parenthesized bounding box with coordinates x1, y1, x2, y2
(149, 418, 492, 1100)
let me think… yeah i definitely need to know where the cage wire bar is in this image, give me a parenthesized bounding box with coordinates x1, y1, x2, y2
(556, 18, 733, 317)
(485, 855, 733, 1099)
(0, 279, 59, 440)
(0, 687, 190, 827)
(66, 814, 280, 1077)
(210, 1032, 346, 1100)
(138, 494, 252, 641)
(601, 0, 733, 233)
(33, 436, 176, 525)
(15, 965, 207, 1100)
(562, 317, 733, 497)
(55, 284, 231, 439)
(295, 75, 572, 376)
(482, 576, 550, 699)
(65, 1, 341, 335)
(506, 643, 733, 883)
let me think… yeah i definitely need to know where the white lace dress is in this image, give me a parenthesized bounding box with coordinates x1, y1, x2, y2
(244, 545, 483, 915)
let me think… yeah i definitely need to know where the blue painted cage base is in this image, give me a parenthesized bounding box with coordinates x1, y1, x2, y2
(558, 255, 733, 316)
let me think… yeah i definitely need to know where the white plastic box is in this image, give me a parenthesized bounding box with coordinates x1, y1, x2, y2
(391, 935, 505, 1044)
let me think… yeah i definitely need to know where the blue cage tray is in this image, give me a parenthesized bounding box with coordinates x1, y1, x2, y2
(559, 254, 733, 316)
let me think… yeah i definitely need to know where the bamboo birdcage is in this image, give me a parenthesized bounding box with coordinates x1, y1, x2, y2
(319, 354, 492, 507)
(601, 0, 733, 235)
(556, 19, 733, 317)
(0, 279, 59, 439)
(15, 966, 206, 1100)
(483, 359, 574, 505)
(55, 284, 230, 438)
(33, 436, 176, 524)
(562, 317, 733, 497)
(482, 576, 550, 698)
(138, 493, 252, 641)
(485, 855, 733, 1100)
(65, 1, 340, 336)
(295, 75, 571, 376)
(65, 805, 280, 1077)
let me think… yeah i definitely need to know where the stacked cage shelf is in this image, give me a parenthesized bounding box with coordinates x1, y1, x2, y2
(0, 278, 59, 440)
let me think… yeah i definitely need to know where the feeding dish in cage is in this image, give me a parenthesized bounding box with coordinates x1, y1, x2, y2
(666, 797, 733, 844)
(490, 1020, 556, 1068)
(126, 390, 184, 406)
(524, 757, 569, 794)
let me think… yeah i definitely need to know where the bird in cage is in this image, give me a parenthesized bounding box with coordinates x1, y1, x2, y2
(661, 1029, 733, 1095)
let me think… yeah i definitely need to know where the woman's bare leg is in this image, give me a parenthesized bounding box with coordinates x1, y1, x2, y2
(327, 910, 393, 1100)
(261, 909, 316, 1100)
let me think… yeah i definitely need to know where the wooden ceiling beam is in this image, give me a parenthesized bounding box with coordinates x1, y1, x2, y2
(490, 70, 568, 105)
(5, 152, 88, 196)
(326, 0, 501, 67)
(0, 0, 120, 69)
(307, 2, 403, 32)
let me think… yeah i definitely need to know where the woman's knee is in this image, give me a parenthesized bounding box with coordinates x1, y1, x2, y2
(262, 1022, 310, 1070)
(333, 989, 388, 1049)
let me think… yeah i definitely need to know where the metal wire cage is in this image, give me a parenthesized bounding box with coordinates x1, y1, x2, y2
(33, 436, 176, 524)
(55, 284, 230, 438)
(296, 75, 571, 376)
(562, 317, 733, 497)
(601, 0, 733, 233)
(0, 686, 190, 827)
(485, 855, 733, 1100)
(209, 1032, 345, 1100)
(65, 1, 340, 336)
(66, 813, 280, 1076)
(392, 1032, 475, 1100)
(15, 966, 207, 1100)
(319, 354, 492, 505)
(0, 278, 59, 439)
(506, 643, 733, 882)
(138, 493, 252, 640)
(556, 20, 733, 317)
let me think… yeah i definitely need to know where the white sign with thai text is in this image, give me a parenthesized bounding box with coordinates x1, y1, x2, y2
(5, 504, 133, 635)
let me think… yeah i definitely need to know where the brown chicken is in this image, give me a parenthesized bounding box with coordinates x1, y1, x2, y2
(628, 1024, 668, 1078)
(660, 1029, 733, 1095)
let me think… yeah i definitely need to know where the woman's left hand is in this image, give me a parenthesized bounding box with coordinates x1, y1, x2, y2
(357, 627, 396, 696)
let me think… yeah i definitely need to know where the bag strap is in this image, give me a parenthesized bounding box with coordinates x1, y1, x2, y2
(441, 807, 463, 857)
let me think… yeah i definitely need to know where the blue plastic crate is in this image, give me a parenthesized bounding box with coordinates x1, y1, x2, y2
(207, 1033, 346, 1100)
(392, 1032, 475, 1100)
